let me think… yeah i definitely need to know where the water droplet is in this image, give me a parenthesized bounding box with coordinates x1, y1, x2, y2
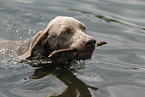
(16, 30, 18, 33)
(33, 31, 36, 33)
(28, 29, 32, 34)
(19, 37, 23, 40)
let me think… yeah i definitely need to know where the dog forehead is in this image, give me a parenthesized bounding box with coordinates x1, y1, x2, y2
(52, 16, 83, 26)
(44, 16, 86, 34)
(54, 16, 77, 21)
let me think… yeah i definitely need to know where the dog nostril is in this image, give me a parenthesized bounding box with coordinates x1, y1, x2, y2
(85, 39, 96, 47)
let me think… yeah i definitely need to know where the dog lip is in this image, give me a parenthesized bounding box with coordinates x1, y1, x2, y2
(48, 48, 78, 62)
(75, 50, 94, 60)
(48, 48, 77, 58)
(48, 48, 94, 62)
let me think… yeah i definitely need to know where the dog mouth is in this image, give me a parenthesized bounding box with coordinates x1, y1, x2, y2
(75, 50, 94, 60)
(48, 41, 107, 62)
(48, 48, 93, 62)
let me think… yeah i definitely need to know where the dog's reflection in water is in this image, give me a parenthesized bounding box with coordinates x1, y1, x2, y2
(27, 62, 98, 97)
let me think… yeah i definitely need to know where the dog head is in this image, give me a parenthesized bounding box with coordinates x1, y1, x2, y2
(19, 16, 97, 62)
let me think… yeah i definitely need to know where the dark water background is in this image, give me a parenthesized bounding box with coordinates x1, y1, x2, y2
(1, 0, 145, 97)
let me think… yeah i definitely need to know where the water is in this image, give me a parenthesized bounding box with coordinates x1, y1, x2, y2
(0, 0, 145, 97)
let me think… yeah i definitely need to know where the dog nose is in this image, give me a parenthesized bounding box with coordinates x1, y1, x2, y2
(85, 39, 96, 47)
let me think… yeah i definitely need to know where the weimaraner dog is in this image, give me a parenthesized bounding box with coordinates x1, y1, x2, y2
(0, 16, 106, 62)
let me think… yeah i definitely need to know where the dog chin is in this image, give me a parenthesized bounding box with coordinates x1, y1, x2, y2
(76, 51, 93, 60)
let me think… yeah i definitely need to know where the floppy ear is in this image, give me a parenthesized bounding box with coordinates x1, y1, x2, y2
(18, 17, 57, 60)
(28, 31, 49, 59)
(18, 25, 51, 59)
(18, 31, 44, 59)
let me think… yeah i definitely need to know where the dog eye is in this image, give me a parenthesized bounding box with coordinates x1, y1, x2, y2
(63, 31, 70, 35)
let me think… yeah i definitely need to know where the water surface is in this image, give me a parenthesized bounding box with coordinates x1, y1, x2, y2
(1, 0, 145, 97)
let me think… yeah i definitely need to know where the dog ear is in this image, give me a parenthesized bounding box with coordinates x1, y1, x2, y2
(18, 25, 51, 59)
(18, 17, 57, 60)
(27, 31, 49, 59)
(18, 31, 45, 59)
